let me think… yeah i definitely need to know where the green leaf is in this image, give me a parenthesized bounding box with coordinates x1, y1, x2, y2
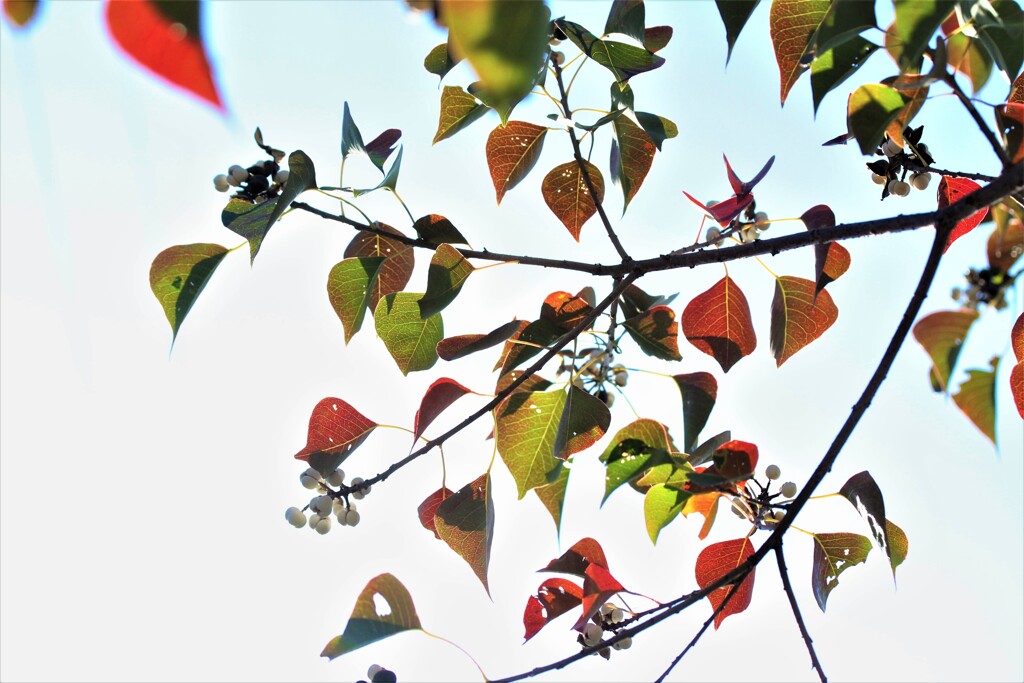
(344, 225, 415, 310)
(634, 111, 678, 151)
(321, 574, 422, 659)
(557, 19, 665, 84)
(341, 101, 365, 160)
(815, 0, 878, 54)
(811, 532, 872, 612)
(352, 147, 403, 196)
(327, 256, 386, 344)
(644, 483, 691, 543)
(486, 121, 548, 204)
(554, 386, 611, 459)
(769, 0, 831, 104)
(441, 0, 549, 123)
(534, 464, 570, 534)
(149, 243, 229, 344)
(424, 39, 459, 81)
(912, 310, 980, 392)
(436, 320, 523, 361)
(541, 160, 605, 241)
(715, 0, 760, 63)
(374, 293, 444, 375)
(600, 419, 678, 502)
(610, 81, 635, 110)
(811, 36, 879, 114)
(946, 23, 994, 93)
(610, 115, 656, 210)
(847, 83, 909, 154)
(419, 244, 474, 318)
(435, 473, 495, 594)
(892, 0, 956, 71)
(770, 276, 839, 366)
(886, 519, 909, 575)
(434, 85, 489, 144)
(973, 0, 1024, 83)
(494, 389, 566, 498)
(689, 430, 732, 468)
(673, 372, 718, 452)
(605, 0, 646, 43)
(952, 364, 999, 445)
(623, 305, 682, 361)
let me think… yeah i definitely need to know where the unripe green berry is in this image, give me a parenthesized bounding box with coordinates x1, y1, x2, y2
(765, 464, 781, 480)
(781, 481, 798, 498)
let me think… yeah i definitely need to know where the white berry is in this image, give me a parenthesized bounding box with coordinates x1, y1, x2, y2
(226, 174, 241, 187)
(614, 371, 628, 387)
(285, 507, 306, 528)
(274, 169, 290, 185)
(317, 496, 334, 517)
(352, 491, 366, 500)
(332, 498, 346, 516)
(910, 172, 931, 190)
(765, 464, 781, 480)
(740, 226, 758, 243)
(308, 513, 319, 529)
(314, 516, 331, 534)
(706, 226, 722, 244)
(345, 509, 361, 526)
(213, 174, 230, 192)
(368, 665, 383, 679)
(327, 469, 345, 487)
(552, 50, 565, 66)
(300, 473, 319, 490)
(888, 179, 910, 197)
(781, 481, 798, 498)
(228, 164, 248, 183)
(583, 622, 603, 646)
(871, 172, 887, 185)
(753, 211, 769, 230)
(609, 608, 624, 624)
(612, 635, 632, 650)
(882, 138, 902, 157)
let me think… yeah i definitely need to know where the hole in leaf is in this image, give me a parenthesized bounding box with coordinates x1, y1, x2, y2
(373, 593, 392, 618)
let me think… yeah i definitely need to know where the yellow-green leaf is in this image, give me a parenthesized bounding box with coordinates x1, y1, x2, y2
(953, 364, 999, 445)
(149, 243, 229, 344)
(327, 257, 386, 344)
(374, 293, 443, 375)
(541, 161, 605, 241)
(435, 473, 495, 593)
(811, 532, 872, 612)
(321, 574, 422, 660)
(912, 310, 980, 393)
(494, 390, 566, 498)
(434, 85, 489, 144)
(847, 83, 909, 154)
(418, 244, 474, 318)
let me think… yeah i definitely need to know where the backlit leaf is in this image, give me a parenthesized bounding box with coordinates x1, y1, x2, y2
(912, 310, 980, 392)
(683, 191, 754, 227)
(341, 102, 365, 160)
(801, 204, 851, 293)
(619, 282, 678, 318)
(105, 0, 223, 110)
(494, 390, 566, 497)
(149, 243, 229, 344)
(573, 562, 627, 631)
(716, 0, 760, 63)
(436, 320, 522, 361)
(695, 537, 756, 629)
(987, 205, 1024, 273)
(690, 440, 759, 492)
(673, 372, 717, 452)
(542, 161, 605, 241)
(534, 464, 570, 533)
(604, 0, 645, 44)
(541, 290, 594, 330)
(600, 419, 677, 502)
(419, 244, 474, 318)
(681, 276, 757, 373)
(724, 154, 775, 196)
(847, 83, 909, 154)
(424, 40, 459, 81)
(352, 147, 403, 196)
(220, 199, 276, 262)
(883, 74, 930, 145)
(3, 0, 39, 27)
(555, 386, 611, 459)
(1013, 313, 1024, 362)
(486, 121, 548, 204)
(769, 0, 831, 104)
(838, 471, 894, 574)
(412, 214, 469, 246)
(523, 578, 583, 641)
(938, 176, 989, 252)
(418, 487, 453, 539)
(682, 491, 723, 540)
(435, 473, 495, 593)
(892, 0, 956, 70)
(610, 115, 656, 210)
(634, 111, 678, 151)
(494, 318, 565, 375)
(811, 36, 879, 114)
(434, 85, 489, 144)
(542, 537, 610, 577)
(1010, 361, 1023, 419)
(886, 519, 909, 575)
(1011, 71, 1024, 103)
(364, 129, 403, 173)
(811, 532, 872, 612)
(344, 225, 415, 310)
(643, 26, 673, 53)
(557, 19, 665, 84)
(953, 365, 998, 444)
(294, 398, 377, 477)
(972, 0, 1023, 83)
(815, 0, 877, 54)
(495, 370, 553, 396)
(623, 305, 682, 361)
(413, 377, 473, 442)
(374, 293, 444, 375)
(441, 0, 549, 123)
(770, 276, 839, 366)
(321, 574, 421, 659)
(995, 102, 1024, 164)
(644, 483, 691, 543)
(944, 16, 994, 93)
(327, 257, 386, 344)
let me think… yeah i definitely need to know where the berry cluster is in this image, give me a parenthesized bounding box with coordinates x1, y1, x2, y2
(557, 347, 626, 407)
(866, 126, 934, 200)
(357, 664, 397, 683)
(213, 161, 289, 204)
(952, 267, 1014, 311)
(284, 467, 372, 535)
(577, 602, 632, 658)
(705, 204, 771, 247)
(728, 463, 797, 530)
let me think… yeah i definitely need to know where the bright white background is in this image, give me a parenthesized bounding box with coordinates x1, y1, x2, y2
(1, 2, 1021, 682)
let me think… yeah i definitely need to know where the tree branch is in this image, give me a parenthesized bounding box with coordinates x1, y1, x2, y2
(945, 73, 1011, 167)
(550, 55, 632, 263)
(775, 542, 827, 682)
(653, 580, 744, 683)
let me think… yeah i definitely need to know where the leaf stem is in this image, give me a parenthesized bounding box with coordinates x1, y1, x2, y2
(420, 628, 489, 682)
(389, 188, 416, 224)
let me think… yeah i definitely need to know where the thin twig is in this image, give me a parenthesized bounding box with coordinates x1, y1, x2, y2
(775, 542, 827, 682)
(653, 580, 745, 683)
(550, 55, 632, 263)
(945, 74, 1011, 167)
(920, 165, 998, 182)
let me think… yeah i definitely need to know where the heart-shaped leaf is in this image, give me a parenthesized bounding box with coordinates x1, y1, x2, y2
(604, 0, 646, 44)
(939, 176, 990, 251)
(673, 372, 718, 452)
(321, 574, 422, 659)
(769, 0, 831, 105)
(418, 487, 453, 539)
(424, 39, 459, 81)
(811, 532, 872, 612)
(847, 83, 909, 155)
(434, 85, 489, 144)
(494, 390, 566, 497)
(542, 160, 605, 241)
(600, 419, 677, 502)
(912, 310, 980, 392)
(294, 398, 377, 477)
(886, 519, 909, 575)
(105, 0, 223, 110)
(413, 377, 474, 442)
(486, 121, 548, 204)
(557, 19, 665, 84)
(555, 386, 611, 459)
(643, 25, 674, 53)
(3, 0, 40, 27)
(953, 365, 999, 445)
(695, 537, 756, 629)
(892, 0, 957, 70)
(327, 256, 386, 344)
(838, 471, 898, 575)
(436, 320, 522, 361)
(801, 205, 851, 293)
(634, 112, 678, 151)
(344, 225, 415, 310)
(610, 114, 656, 210)
(412, 214, 469, 246)
(419, 244, 474, 318)
(494, 318, 565, 375)
(541, 290, 595, 330)
(150, 243, 229, 344)
(374, 293, 444, 375)
(716, 0, 760, 63)
(623, 305, 682, 361)
(681, 276, 757, 373)
(770, 276, 839, 366)
(523, 578, 584, 641)
(435, 473, 495, 593)
(644, 483, 691, 543)
(811, 36, 879, 115)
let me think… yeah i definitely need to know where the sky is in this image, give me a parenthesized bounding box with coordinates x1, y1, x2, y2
(1, 2, 1022, 682)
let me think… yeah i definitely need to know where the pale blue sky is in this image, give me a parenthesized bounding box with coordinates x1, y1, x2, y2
(1, 2, 1021, 682)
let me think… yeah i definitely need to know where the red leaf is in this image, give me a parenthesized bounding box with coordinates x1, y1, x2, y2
(938, 176, 990, 252)
(689, 440, 759, 492)
(1011, 361, 1024, 419)
(770, 276, 839, 366)
(541, 537, 609, 577)
(724, 155, 775, 196)
(573, 562, 626, 631)
(1013, 312, 1024, 362)
(105, 0, 223, 110)
(486, 121, 548, 204)
(681, 276, 757, 372)
(995, 103, 1024, 164)
(417, 487, 453, 539)
(523, 578, 583, 641)
(541, 290, 594, 330)
(542, 161, 605, 241)
(436, 320, 522, 361)
(293, 398, 377, 473)
(1011, 72, 1024, 104)
(801, 204, 851, 293)
(413, 378, 473, 442)
(683, 191, 754, 227)
(695, 537, 756, 629)
(344, 225, 415, 310)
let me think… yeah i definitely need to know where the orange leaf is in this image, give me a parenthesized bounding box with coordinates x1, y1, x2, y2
(1013, 312, 1024, 362)
(486, 121, 547, 204)
(801, 204, 851, 293)
(681, 276, 756, 373)
(952, 366, 998, 445)
(695, 537, 756, 629)
(542, 537, 609, 577)
(770, 276, 839, 366)
(541, 161, 605, 241)
(417, 487, 452, 539)
(541, 290, 594, 330)
(573, 562, 626, 631)
(1011, 72, 1024, 104)
(912, 310, 980, 392)
(938, 176, 990, 252)
(610, 116, 656, 210)
(769, 0, 831, 104)
(1011, 361, 1024, 419)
